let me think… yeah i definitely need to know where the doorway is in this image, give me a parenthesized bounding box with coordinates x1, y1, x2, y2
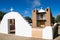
(8, 19, 15, 34)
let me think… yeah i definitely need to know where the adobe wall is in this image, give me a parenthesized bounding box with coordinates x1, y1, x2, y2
(32, 26, 53, 39)
(32, 10, 38, 28)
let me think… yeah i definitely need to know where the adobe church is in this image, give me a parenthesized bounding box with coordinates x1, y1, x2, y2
(0, 7, 56, 39)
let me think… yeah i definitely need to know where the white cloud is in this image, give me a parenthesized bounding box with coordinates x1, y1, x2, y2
(26, 0, 41, 8)
(32, 0, 41, 8)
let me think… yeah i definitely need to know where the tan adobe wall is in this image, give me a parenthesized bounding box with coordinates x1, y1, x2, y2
(45, 8, 51, 26)
(32, 28, 42, 38)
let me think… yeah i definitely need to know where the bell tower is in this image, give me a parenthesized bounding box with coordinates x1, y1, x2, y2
(45, 7, 52, 26)
(32, 10, 38, 28)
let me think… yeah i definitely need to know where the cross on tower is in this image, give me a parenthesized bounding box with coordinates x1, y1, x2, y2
(10, 8, 14, 12)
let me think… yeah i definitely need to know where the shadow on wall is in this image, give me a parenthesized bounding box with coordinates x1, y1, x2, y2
(0, 21, 1, 26)
(53, 24, 60, 39)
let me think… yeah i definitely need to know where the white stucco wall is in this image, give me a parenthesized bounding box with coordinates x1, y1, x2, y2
(0, 12, 32, 37)
(42, 26, 53, 39)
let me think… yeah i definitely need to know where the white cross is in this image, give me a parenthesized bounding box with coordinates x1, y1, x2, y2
(10, 8, 14, 11)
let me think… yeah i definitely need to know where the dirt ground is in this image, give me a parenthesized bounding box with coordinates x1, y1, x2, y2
(0, 33, 60, 40)
(0, 33, 51, 40)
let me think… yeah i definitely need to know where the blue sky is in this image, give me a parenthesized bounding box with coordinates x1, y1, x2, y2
(0, 0, 60, 18)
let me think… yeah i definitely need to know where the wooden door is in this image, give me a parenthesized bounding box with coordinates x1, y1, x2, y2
(8, 19, 15, 34)
(40, 21, 45, 28)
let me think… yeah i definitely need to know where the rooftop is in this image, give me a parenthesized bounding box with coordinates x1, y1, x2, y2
(38, 8, 45, 13)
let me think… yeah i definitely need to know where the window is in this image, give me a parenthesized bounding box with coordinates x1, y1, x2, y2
(46, 9, 48, 11)
(37, 14, 41, 20)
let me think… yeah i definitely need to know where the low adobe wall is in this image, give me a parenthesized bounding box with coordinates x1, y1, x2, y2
(42, 26, 53, 39)
(32, 26, 53, 39)
(32, 28, 42, 38)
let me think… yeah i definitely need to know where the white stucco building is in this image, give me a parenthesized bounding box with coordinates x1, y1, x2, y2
(0, 9, 32, 37)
